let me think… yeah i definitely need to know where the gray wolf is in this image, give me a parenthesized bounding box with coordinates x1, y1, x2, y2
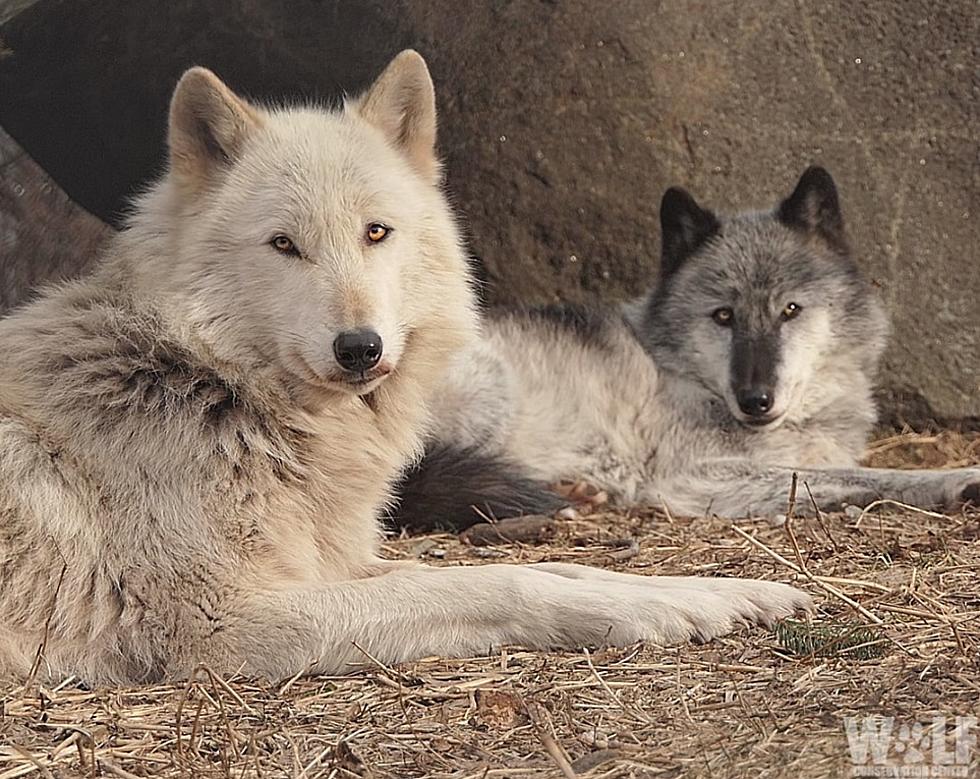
(0, 52, 809, 685)
(395, 168, 980, 530)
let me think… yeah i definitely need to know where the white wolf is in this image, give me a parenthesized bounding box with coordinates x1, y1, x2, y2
(0, 52, 809, 685)
(395, 168, 980, 530)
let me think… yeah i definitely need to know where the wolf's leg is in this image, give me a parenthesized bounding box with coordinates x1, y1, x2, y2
(197, 563, 810, 678)
(658, 461, 980, 518)
(529, 562, 803, 592)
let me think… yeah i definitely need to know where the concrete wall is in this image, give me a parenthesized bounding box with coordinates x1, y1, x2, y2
(1, 0, 976, 422)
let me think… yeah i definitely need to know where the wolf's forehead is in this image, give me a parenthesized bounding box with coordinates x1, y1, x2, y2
(214, 113, 417, 232)
(692, 223, 829, 296)
(228, 110, 418, 219)
(713, 220, 800, 265)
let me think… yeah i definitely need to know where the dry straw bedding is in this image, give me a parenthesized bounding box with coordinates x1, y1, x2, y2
(1, 432, 978, 778)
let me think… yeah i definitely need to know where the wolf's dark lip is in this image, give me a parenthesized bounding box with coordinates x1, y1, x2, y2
(742, 414, 784, 429)
(332, 365, 393, 394)
(340, 368, 390, 386)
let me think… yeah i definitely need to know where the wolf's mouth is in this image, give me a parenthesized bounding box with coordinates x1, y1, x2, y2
(296, 353, 393, 395)
(739, 412, 787, 431)
(335, 364, 393, 394)
(345, 374, 375, 386)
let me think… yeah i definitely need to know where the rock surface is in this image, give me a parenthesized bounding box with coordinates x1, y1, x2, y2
(0, 126, 109, 314)
(0, 0, 976, 421)
(0, 0, 35, 26)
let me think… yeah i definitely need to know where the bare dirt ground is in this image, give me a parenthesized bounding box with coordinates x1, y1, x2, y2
(1, 431, 978, 778)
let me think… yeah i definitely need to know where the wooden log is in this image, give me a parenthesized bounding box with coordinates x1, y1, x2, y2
(0, 124, 111, 315)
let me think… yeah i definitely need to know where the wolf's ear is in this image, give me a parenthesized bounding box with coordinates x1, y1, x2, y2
(777, 166, 848, 253)
(659, 187, 720, 279)
(354, 50, 439, 182)
(168, 67, 261, 188)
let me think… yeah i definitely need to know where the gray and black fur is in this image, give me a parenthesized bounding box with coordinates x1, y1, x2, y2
(392, 167, 980, 530)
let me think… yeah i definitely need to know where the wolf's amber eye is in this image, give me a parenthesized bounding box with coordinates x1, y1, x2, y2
(270, 235, 300, 256)
(711, 307, 734, 326)
(781, 302, 802, 321)
(366, 223, 391, 244)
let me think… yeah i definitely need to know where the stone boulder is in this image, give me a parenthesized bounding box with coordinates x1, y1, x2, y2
(0, 125, 109, 314)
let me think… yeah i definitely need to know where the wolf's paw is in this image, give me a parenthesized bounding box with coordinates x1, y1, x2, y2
(960, 478, 980, 507)
(601, 578, 813, 646)
(528, 564, 812, 644)
(940, 468, 980, 511)
(672, 579, 813, 641)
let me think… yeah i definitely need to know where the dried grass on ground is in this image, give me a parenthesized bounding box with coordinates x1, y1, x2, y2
(1, 432, 978, 778)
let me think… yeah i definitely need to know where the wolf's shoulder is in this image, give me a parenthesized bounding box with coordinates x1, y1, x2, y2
(0, 279, 242, 430)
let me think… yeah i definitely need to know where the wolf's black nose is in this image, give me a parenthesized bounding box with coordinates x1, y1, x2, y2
(333, 329, 383, 372)
(736, 388, 773, 417)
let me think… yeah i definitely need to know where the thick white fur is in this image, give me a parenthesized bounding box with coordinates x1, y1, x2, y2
(0, 52, 809, 685)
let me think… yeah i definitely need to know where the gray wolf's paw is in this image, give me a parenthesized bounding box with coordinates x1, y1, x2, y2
(941, 468, 980, 510)
(960, 479, 980, 507)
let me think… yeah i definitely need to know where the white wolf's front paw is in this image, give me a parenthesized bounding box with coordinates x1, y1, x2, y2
(567, 576, 813, 647)
(644, 578, 813, 643)
(527, 563, 812, 644)
(505, 565, 811, 650)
